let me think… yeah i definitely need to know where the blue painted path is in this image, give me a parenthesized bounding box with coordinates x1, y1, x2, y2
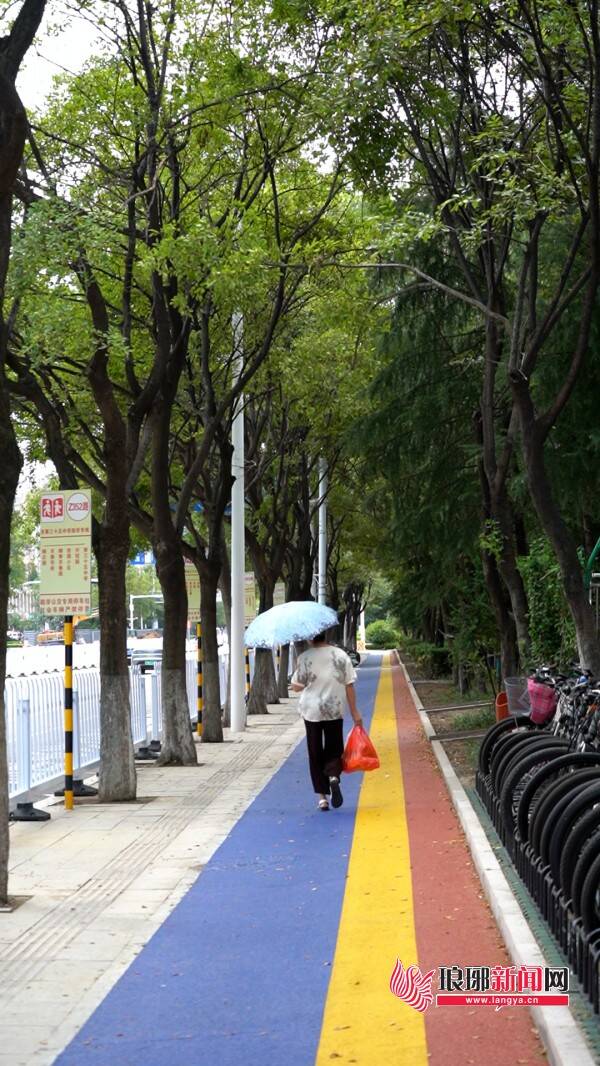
(54, 657, 382, 1066)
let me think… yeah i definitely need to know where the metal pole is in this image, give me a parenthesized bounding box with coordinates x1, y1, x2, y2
(129, 594, 134, 631)
(318, 457, 327, 605)
(359, 608, 366, 647)
(230, 309, 246, 732)
(64, 615, 74, 811)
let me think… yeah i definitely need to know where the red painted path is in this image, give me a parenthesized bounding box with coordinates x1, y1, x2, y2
(393, 658, 546, 1064)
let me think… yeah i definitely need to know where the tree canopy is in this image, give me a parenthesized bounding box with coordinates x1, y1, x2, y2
(4, 0, 600, 901)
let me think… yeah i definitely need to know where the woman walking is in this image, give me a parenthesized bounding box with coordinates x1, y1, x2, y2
(291, 631, 362, 811)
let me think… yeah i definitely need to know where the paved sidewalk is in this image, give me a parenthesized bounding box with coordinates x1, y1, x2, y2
(0, 654, 584, 1064)
(0, 702, 304, 1066)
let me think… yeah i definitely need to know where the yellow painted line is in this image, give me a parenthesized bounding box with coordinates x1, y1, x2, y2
(315, 654, 428, 1066)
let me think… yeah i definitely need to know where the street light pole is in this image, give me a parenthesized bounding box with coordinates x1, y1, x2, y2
(318, 457, 327, 605)
(230, 309, 246, 733)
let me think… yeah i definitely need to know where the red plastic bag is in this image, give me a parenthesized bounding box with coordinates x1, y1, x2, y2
(342, 724, 380, 773)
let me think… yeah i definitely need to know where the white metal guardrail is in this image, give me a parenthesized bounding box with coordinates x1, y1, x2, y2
(6, 650, 234, 802)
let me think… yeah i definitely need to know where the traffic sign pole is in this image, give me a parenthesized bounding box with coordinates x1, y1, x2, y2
(64, 615, 74, 811)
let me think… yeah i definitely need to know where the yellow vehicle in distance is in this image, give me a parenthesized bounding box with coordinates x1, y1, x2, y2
(35, 629, 63, 645)
(36, 611, 98, 645)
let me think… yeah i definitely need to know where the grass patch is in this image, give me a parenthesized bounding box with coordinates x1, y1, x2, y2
(451, 707, 496, 731)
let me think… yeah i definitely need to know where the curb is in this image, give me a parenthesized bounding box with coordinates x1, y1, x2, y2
(399, 655, 597, 1066)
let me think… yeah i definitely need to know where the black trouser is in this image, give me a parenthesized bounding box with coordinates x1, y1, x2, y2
(304, 718, 344, 795)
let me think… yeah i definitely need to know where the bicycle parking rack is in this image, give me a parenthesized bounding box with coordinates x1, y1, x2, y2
(476, 721, 600, 1015)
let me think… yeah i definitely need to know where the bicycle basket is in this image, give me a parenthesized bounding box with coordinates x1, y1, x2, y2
(527, 678, 558, 724)
(504, 677, 531, 716)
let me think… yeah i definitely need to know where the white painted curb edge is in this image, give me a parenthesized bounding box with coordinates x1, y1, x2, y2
(399, 658, 596, 1066)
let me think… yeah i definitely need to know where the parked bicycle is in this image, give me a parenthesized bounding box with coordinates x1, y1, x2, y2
(476, 662, 600, 1013)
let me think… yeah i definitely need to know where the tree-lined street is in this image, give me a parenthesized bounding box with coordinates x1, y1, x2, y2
(2, 2, 600, 1062)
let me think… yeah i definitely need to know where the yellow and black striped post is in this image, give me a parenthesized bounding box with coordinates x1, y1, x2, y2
(245, 648, 251, 698)
(64, 615, 74, 811)
(196, 621, 203, 737)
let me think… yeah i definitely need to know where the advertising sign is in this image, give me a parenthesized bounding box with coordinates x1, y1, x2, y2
(39, 490, 92, 615)
(244, 572, 257, 626)
(185, 560, 201, 622)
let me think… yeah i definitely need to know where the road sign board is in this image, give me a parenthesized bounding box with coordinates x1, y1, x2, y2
(244, 572, 257, 626)
(185, 560, 201, 622)
(39, 490, 92, 615)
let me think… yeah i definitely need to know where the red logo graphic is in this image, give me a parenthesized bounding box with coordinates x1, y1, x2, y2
(41, 496, 64, 521)
(389, 958, 435, 1013)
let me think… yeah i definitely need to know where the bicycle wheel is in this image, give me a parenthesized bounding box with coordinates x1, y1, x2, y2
(548, 782, 600, 883)
(500, 744, 570, 836)
(572, 830, 600, 918)
(527, 767, 600, 857)
(494, 738, 567, 802)
(579, 851, 600, 932)
(560, 804, 600, 899)
(540, 780, 600, 871)
(492, 734, 564, 796)
(516, 757, 600, 844)
(478, 716, 534, 775)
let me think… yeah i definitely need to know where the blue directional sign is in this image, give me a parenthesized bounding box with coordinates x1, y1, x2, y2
(130, 551, 154, 566)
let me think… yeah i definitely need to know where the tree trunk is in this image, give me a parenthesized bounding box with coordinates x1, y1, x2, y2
(277, 643, 290, 699)
(0, 48, 36, 904)
(479, 321, 531, 661)
(151, 387, 196, 764)
(155, 542, 197, 764)
(247, 577, 279, 715)
(493, 487, 531, 660)
(476, 433, 524, 677)
(97, 504, 136, 801)
(0, 390, 21, 904)
(516, 396, 600, 673)
(247, 647, 279, 714)
(199, 562, 223, 742)
(0, 1, 51, 900)
(481, 549, 519, 680)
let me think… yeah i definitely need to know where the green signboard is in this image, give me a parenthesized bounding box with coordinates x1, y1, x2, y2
(244, 572, 257, 626)
(39, 490, 92, 615)
(185, 560, 201, 622)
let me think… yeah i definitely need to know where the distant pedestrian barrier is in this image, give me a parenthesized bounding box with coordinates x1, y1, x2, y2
(5, 650, 231, 803)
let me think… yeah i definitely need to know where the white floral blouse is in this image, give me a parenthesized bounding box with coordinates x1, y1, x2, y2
(291, 645, 356, 722)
